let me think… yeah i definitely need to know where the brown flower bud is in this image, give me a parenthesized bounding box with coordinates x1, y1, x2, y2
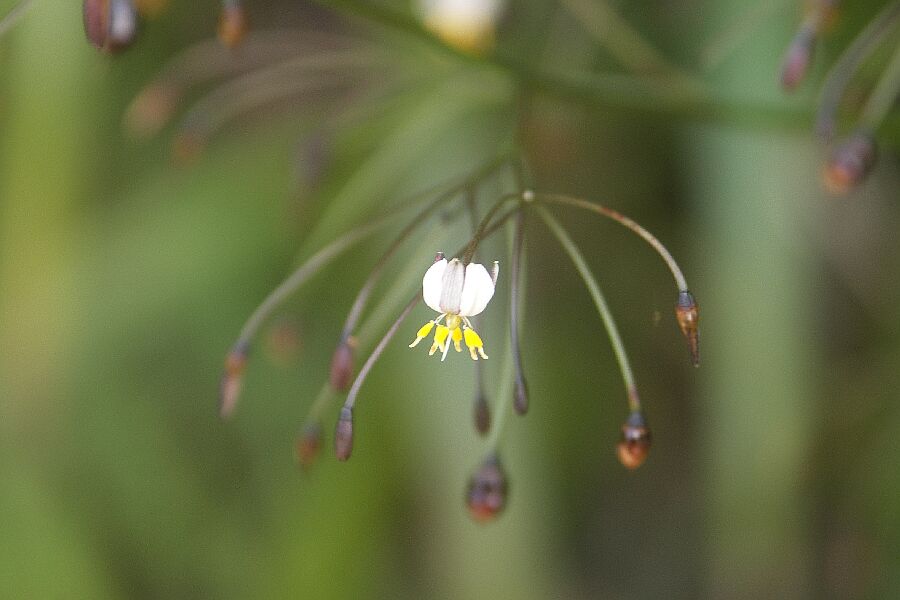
(513, 379, 529, 416)
(219, 342, 250, 419)
(329, 340, 355, 392)
(780, 27, 816, 91)
(83, 0, 139, 54)
(334, 406, 354, 462)
(466, 454, 508, 523)
(218, 4, 248, 49)
(823, 131, 877, 195)
(295, 423, 322, 470)
(675, 290, 700, 367)
(616, 411, 651, 469)
(473, 394, 491, 435)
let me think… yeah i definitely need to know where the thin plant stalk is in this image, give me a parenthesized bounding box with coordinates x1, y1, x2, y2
(816, 1, 900, 138)
(538, 207, 640, 412)
(509, 209, 528, 413)
(860, 43, 900, 131)
(486, 319, 515, 450)
(0, 0, 35, 37)
(535, 193, 688, 292)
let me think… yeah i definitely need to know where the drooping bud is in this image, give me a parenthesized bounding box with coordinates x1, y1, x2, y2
(616, 411, 651, 469)
(295, 422, 322, 470)
(466, 454, 508, 523)
(513, 379, 529, 415)
(823, 130, 877, 195)
(334, 406, 354, 461)
(218, 2, 248, 49)
(219, 342, 250, 419)
(473, 393, 491, 435)
(675, 290, 700, 367)
(780, 27, 816, 92)
(123, 83, 181, 140)
(266, 317, 301, 366)
(329, 338, 356, 392)
(83, 0, 139, 54)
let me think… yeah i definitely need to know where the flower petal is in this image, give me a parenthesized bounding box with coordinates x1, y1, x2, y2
(459, 262, 496, 317)
(439, 258, 465, 314)
(422, 258, 447, 313)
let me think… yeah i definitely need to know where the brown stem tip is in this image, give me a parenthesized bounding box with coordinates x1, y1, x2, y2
(513, 379, 529, 416)
(823, 131, 877, 195)
(466, 454, 508, 523)
(334, 406, 354, 462)
(218, 5, 249, 49)
(473, 394, 491, 436)
(295, 422, 323, 470)
(616, 411, 652, 470)
(675, 291, 700, 367)
(329, 339, 356, 392)
(219, 342, 250, 419)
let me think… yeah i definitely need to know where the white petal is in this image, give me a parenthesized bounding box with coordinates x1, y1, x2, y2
(422, 258, 447, 313)
(458, 262, 496, 317)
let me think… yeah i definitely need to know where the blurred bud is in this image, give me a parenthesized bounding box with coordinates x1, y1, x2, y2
(295, 422, 322, 470)
(329, 339, 356, 392)
(84, 0, 139, 54)
(616, 411, 651, 470)
(823, 130, 877, 195)
(513, 378, 529, 416)
(780, 27, 816, 92)
(266, 317, 301, 366)
(473, 393, 491, 435)
(675, 290, 700, 367)
(171, 128, 206, 166)
(466, 454, 508, 522)
(334, 406, 354, 461)
(124, 83, 181, 140)
(218, 3, 249, 49)
(219, 342, 250, 419)
(417, 0, 505, 55)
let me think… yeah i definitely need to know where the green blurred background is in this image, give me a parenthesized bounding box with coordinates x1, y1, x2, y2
(1, 0, 898, 598)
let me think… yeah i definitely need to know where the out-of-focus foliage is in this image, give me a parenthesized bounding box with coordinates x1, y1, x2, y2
(0, 0, 898, 598)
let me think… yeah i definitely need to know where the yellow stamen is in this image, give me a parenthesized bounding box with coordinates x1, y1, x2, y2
(452, 327, 463, 352)
(409, 320, 435, 348)
(429, 325, 450, 356)
(463, 327, 488, 360)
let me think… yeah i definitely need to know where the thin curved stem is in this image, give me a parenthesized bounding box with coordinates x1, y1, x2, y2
(0, 0, 35, 37)
(487, 319, 515, 450)
(538, 207, 640, 411)
(509, 209, 527, 395)
(535, 193, 688, 292)
(462, 193, 520, 264)
(860, 42, 900, 131)
(816, 1, 900, 138)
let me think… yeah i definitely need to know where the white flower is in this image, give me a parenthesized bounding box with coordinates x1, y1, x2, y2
(416, 0, 505, 54)
(409, 255, 498, 361)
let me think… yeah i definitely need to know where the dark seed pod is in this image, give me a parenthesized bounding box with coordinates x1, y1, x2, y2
(219, 342, 250, 419)
(616, 411, 651, 470)
(295, 422, 322, 470)
(334, 406, 354, 461)
(675, 291, 700, 367)
(218, 3, 248, 49)
(823, 130, 877, 195)
(513, 379, 529, 415)
(466, 454, 508, 523)
(83, 0, 139, 54)
(329, 340, 355, 392)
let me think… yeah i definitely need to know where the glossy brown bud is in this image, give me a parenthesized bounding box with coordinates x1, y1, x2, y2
(473, 394, 491, 435)
(295, 423, 322, 470)
(780, 27, 815, 92)
(83, 0, 139, 54)
(334, 406, 354, 462)
(823, 131, 877, 195)
(219, 342, 250, 419)
(513, 379, 529, 416)
(466, 454, 508, 523)
(675, 290, 700, 367)
(218, 4, 248, 49)
(616, 411, 651, 470)
(329, 340, 355, 392)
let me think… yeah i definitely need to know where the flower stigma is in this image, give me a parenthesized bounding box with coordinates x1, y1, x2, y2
(409, 256, 497, 361)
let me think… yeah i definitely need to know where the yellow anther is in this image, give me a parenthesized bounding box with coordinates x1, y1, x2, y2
(452, 327, 463, 352)
(429, 325, 451, 356)
(463, 327, 488, 360)
(409, 320, 435, 348)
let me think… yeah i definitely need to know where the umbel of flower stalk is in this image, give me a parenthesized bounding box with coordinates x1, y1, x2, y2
(409, 253, 499, 361)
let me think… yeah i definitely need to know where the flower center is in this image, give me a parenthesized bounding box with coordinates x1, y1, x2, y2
(446, 314, 462, 330)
